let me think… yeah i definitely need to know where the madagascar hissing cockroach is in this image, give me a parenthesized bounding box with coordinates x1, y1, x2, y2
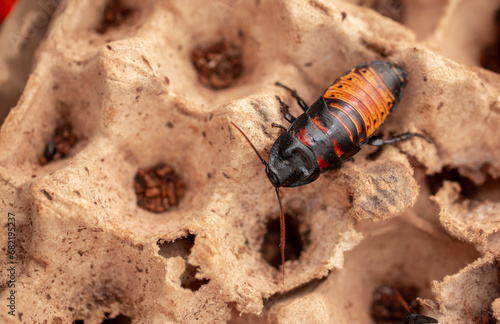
(232, 60, 432, 284)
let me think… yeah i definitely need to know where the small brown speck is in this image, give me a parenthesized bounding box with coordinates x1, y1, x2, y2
(141, 55, 152, 70)
(41, 190, 53, 201)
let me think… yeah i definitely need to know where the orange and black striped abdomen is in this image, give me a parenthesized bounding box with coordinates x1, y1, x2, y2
(323, 61, 407, 143)
(288, 61, 407, 172)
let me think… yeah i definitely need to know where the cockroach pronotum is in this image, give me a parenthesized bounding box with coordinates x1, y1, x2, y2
(232, 61, 432, 284)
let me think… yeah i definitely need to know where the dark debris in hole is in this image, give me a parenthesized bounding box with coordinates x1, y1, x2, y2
(191, 40, 243, 90)
(465, 301, 498, 324)
(362, 0, 405, 23)
(134, 163, 186, 213)
(261, 213, 304, 269)
(180, 263, 209, 291)
(426, 167, 477, 199)
(101, 313, 132, 324)
(157, 234, 209, 292)
(480, 8, 500, 73)
(39, 119, 78, 165)
(371, 284, 422, 324)
(95, 0, 135, 34)
(158, 234, 195, 259)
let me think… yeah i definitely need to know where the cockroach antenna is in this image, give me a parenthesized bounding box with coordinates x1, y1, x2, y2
(231, 122, 287, 285)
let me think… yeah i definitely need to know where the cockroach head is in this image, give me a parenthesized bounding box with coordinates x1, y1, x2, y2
(266, 132, 319, 188)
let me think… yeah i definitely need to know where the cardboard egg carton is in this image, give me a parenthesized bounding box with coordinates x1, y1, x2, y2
(1, 0, 499, 323)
